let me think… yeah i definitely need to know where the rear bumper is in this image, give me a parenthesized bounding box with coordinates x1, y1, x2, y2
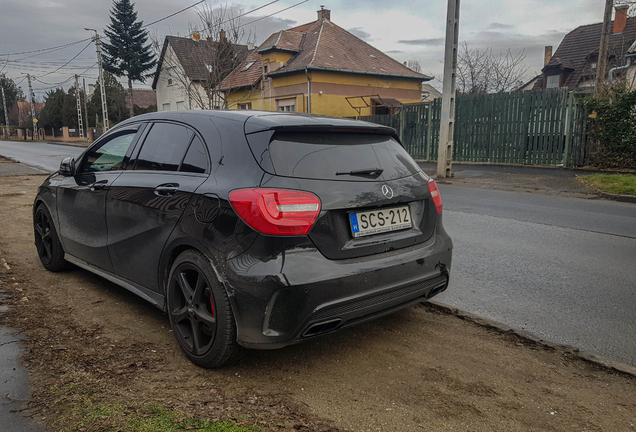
(223, 227, 452, 349)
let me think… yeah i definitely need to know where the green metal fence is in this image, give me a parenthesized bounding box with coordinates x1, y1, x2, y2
(355, 88, 591, 167)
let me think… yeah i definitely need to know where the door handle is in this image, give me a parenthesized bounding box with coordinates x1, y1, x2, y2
(154, 183, 179, 196)
(90, 180, 108, 191)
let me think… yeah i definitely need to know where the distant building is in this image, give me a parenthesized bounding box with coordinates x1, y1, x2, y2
(13, 101, 44, 129)
(534, 5, 636, 89)
(219, 7, 430, 117)
(421, 84, 441, 102)
(125, 89, 157, 111)
(152, 34, 249, 111)
(513, 75, 542, 92)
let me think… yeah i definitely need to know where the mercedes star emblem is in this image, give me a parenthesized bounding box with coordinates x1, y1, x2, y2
(381, 185, 394, 199)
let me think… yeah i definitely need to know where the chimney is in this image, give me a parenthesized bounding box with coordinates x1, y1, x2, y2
(317, 5, 331, 21)
(544, 46, 553, 67)
(219, 29, 226, 43)
(614, 5, 629, 33)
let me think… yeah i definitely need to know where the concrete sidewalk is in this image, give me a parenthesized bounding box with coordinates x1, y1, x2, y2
(417, 161, 636, 202)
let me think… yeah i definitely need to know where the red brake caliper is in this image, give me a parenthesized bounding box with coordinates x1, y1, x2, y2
(209, 295, 215, 317)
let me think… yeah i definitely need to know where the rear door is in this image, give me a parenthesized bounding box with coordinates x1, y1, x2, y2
(56, 125, 142, 271)
(105, 121, 210, 291)
(247, 130, 438, 259)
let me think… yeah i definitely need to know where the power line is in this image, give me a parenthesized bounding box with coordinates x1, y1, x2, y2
(0, 38, 91, 57)
(241, 0, 309, 28)
(142, 0, 206, 28)
(34, 41, 93, 78)
(192, 0, 281, 36)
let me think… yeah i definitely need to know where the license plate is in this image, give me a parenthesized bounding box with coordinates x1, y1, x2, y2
(349, 206, 412, 238)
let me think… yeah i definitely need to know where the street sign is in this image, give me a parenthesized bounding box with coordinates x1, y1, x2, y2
(33, 118, 38, 123)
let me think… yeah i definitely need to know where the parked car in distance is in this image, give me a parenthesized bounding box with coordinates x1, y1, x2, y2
(33, 110, 453, 368)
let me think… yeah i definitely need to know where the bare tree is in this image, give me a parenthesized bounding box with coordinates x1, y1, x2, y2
(154, 4, 256, 110)
(406, 59, 422, 73)
(456, 42, 528, 95)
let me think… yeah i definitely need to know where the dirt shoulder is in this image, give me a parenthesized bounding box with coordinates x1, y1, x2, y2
(0, 174, 634, 432)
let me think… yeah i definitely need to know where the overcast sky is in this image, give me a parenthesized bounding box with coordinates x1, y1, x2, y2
(0, 0, 613, 98)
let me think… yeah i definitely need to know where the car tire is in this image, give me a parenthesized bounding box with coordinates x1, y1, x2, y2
(34, 204, 67, 272)
(166, 250, 242, 368)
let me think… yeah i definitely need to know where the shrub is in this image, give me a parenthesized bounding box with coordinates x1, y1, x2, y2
(583, 85, 636, 169)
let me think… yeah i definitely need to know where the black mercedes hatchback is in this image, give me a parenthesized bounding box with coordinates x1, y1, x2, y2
(33, 110, 453, 368)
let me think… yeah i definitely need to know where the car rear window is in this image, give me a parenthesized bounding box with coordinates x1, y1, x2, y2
(256, 132, 421, 181)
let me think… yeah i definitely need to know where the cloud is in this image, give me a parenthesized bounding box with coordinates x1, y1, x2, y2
(347, 27, 371, 40)
(385, 50, 405, 54)
(398, 38, 445, 46)
(489, 23, 513, 29)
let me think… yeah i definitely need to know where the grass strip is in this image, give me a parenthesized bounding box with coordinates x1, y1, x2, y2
(580, 174, 636, 196)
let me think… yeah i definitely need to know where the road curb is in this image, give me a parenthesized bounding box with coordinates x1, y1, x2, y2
(426, 300, 636, 378)
(595, 190, 636, 204)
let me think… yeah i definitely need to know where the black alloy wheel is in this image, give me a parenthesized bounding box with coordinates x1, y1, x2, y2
(34, 205, 67, 272)
(167, 250, 240, 368)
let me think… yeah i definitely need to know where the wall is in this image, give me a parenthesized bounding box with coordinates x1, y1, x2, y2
(155, 45, 208, 111)
(226, 69, 422, 117)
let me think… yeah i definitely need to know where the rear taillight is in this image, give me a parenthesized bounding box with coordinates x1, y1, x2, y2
(228, 188, 322, 236)
(428, 179, 443, 214)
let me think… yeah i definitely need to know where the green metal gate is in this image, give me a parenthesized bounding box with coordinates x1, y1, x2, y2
(355, 88, 590, 167)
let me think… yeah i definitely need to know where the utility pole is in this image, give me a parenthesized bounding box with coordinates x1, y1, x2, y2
(83, 78, 89, 139)
(595, 0, 614, 92)
(1, 86, 9, 139)
(437, 0, 461, 179)
(85, 28, 109, 131)
(74, 75, 85, 139)
(25, 73, 37, 140)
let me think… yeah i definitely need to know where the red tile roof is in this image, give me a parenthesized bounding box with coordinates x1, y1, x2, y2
(219, 17, 430, 91)
(217, 50, 263, 90)
(534, 17, 636, 89)
(125, 89, 157, 109)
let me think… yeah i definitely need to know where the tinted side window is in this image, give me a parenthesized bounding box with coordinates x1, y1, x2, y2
(135, 123, 193, 171)
(180, 136, 209, 174)
(79, 131, 137, 173)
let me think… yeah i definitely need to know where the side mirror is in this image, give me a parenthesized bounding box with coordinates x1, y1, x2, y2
(59, 157, 76, 176)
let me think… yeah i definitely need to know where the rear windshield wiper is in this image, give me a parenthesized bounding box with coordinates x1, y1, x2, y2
(336, 167, 384, 177)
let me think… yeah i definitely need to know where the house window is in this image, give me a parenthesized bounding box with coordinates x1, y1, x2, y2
(276, 98, 296, 112)
(167, 78, 173, 85)
(162, 103, 171, 111)
(176, 101, 186, 110)
(242, 61, 256, 72)
(239, 103, 252, 110)
(264, 65, 269, 74)
(591, 63, 597, 69)
(546, 74, 560, 88)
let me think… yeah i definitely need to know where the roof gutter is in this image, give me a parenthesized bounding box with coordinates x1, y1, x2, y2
(266, 65, 432, 81)
(609, 57, 633, 82)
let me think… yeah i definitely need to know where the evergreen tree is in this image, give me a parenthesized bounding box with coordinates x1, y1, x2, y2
(102, 0, 155, 117)
(40, 88, 76, 129)
(87, 72, 129, 127)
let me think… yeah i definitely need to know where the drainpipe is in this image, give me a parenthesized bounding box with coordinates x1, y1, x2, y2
(305, 68, 311, 113)
(609, 57, 633, 82)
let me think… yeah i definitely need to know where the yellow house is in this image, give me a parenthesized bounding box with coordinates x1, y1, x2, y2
(219, 7, 430, 117)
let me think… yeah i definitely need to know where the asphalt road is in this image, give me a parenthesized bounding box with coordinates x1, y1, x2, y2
(1, 139, 635, 366)
(436, 185, 636, 366)
(0, 140, 84, 173)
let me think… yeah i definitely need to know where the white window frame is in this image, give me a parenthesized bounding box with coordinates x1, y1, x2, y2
(546, 74, 560, 89)
(276, 98, 296, 112)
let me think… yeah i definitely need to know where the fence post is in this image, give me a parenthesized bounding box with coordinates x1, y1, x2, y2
(426, 104, 433, 161)
(398, 107, 406, 145)
(563, 91, 574, 167)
